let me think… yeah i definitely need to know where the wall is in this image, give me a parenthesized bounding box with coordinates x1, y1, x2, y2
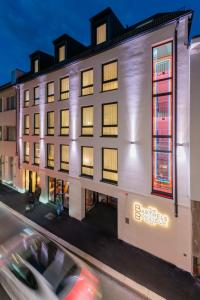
(17, 15, 192, 272)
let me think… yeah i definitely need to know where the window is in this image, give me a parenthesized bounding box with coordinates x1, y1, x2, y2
(96, 23, 106, 44)
(47, 82, 54, 103)
(152, 41, 173, 198)
(7, 127, 16, 141)
(81, 106, 93, 136)
(24, 115, 29, 135)
(60, 109, 69, 136)
(34, 113, 40, 135)
(58, 45, 65, 62)
(34, 143, 40, 165)
(24, 142, 29, 163)
(7, 96, 16, 110)
(47, 144, 54, 168)
(102, 103, 118, 136)
(34, 59, 39, 73)
(102, 148, 118, 184)
(47, 112, 54, 135)
(34, 86, 39, 105)
(81, 69, 94, 96)
(102, 60, 118, 92)
(81, 147, 94, 178)
(0, 127, 2, 140)
(60, 144, 69, 172)
(60, 77, 69, 100)
(0, 98, 2, 112)
(24, 90, 30, 107)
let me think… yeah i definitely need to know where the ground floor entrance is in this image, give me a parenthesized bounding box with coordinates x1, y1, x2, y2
(83, 189, 118, 237)
(24, 170, 40, 193)
(48, 177, 69, 209)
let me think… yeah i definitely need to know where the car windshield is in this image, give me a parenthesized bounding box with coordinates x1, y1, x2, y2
(15, 235, 79, 294)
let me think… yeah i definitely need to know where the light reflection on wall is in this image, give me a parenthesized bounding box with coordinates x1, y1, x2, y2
(19, 84, 24, 166)
(69, 66, 79, 140)
(39, 75, 46, 139)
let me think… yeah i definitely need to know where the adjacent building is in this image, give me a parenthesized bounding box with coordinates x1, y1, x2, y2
(1, 7, 199, 275)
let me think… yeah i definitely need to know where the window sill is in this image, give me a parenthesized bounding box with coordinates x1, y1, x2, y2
(100, 88, 118, 93)
(100, 179, 118, 186)
(100, 135, 118, 138)
(79, 174, 93, 179)
(79, 135, 93, 137)
(58, 134, 69, 137)
(32, 134, 40, 136)
(46, 166, 54, 170)
(32, 103, 39, 107)
(151, 191, 173, 200)
(45, 134, 55, 137)
(32, 163, 39, 166)
(23, 161, 29, 164)
(59, 169, 69, 174)
(79, 93, 94, 98)
(58, 98, 69, 101)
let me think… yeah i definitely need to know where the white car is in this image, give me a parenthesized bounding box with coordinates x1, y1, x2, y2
(0, 228, 102, 300)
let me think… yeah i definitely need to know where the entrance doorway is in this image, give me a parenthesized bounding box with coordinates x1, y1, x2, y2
(84, 189, 118, 236)
(24, 170, 40, 193)
(9, 157, 13, 184)
(48, 177, 69, 209)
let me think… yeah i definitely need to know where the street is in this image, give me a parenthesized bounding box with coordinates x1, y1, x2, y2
(0, 205, 144, 300)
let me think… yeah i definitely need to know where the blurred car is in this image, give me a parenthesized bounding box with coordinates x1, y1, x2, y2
(0, 228, 102, 300)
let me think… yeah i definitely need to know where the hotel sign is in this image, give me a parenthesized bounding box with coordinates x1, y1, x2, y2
(133, 202, 169, 228)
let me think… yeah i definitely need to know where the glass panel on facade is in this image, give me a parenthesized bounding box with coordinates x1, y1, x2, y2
(152, 41, 173, 197)
(96, 23, 106, 44)
(82, 106, 93, 136)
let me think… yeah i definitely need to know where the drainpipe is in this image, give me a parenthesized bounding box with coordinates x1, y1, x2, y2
(174, 20, 179, 218)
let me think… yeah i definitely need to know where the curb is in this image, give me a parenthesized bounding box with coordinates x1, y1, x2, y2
(0, 201, 165, 300)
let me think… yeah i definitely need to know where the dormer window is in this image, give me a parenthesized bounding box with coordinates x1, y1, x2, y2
(96, 23, 106, 44)
(58, 45, 65, 62)
(34, 59, 39, 73)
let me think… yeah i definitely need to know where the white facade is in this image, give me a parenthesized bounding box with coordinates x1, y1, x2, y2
(12, 13, 194, 274)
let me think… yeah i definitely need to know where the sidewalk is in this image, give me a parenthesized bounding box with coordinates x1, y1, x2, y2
(0, 184, 200, 300)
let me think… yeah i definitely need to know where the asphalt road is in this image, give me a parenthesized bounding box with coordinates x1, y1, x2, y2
(0, 205, 144, 300)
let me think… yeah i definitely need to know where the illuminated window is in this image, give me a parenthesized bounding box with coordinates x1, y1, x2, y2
(60, 109, 69, 136)
(81, 69, 94, 96)
(60, 144, 69, 172)
(60, 77, 69, 100)
(24, 90, 30, 107)
(34, 86, 39, 105)
(24, 115, 29, 135)
(47, 144, 54, 168)
(47, 111, 54, 135)
(47, 82, 54, 103)
(58, 45, 65, 62)
(34, 59, 39, 73)
(24, 142, 29, 163)
(81, 146, 94, 178)
(34, 113, 40, 135)
(34, 143, 40, 165)
(7, 127, 16, 141)
(102, 102, 118, 136)
(152, 41, 173, 198)
(102, 148, 118, 184)
(96, 23, 106, 45)
(81, 106, 93, 136)
(102, 60, 118, 92)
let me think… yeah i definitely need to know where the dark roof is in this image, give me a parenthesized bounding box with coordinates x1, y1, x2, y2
(90, 7, 114, 22)
(0, 82, 13, 92)
(16, 9, 193, 84)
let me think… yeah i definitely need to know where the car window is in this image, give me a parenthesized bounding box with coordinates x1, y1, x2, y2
(8, 259, 38, 290)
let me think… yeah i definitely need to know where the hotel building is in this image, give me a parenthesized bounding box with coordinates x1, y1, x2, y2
(1, 8, 198, 275)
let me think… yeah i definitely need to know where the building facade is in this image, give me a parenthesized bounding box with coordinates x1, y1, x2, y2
(1, 8, 197, 274)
